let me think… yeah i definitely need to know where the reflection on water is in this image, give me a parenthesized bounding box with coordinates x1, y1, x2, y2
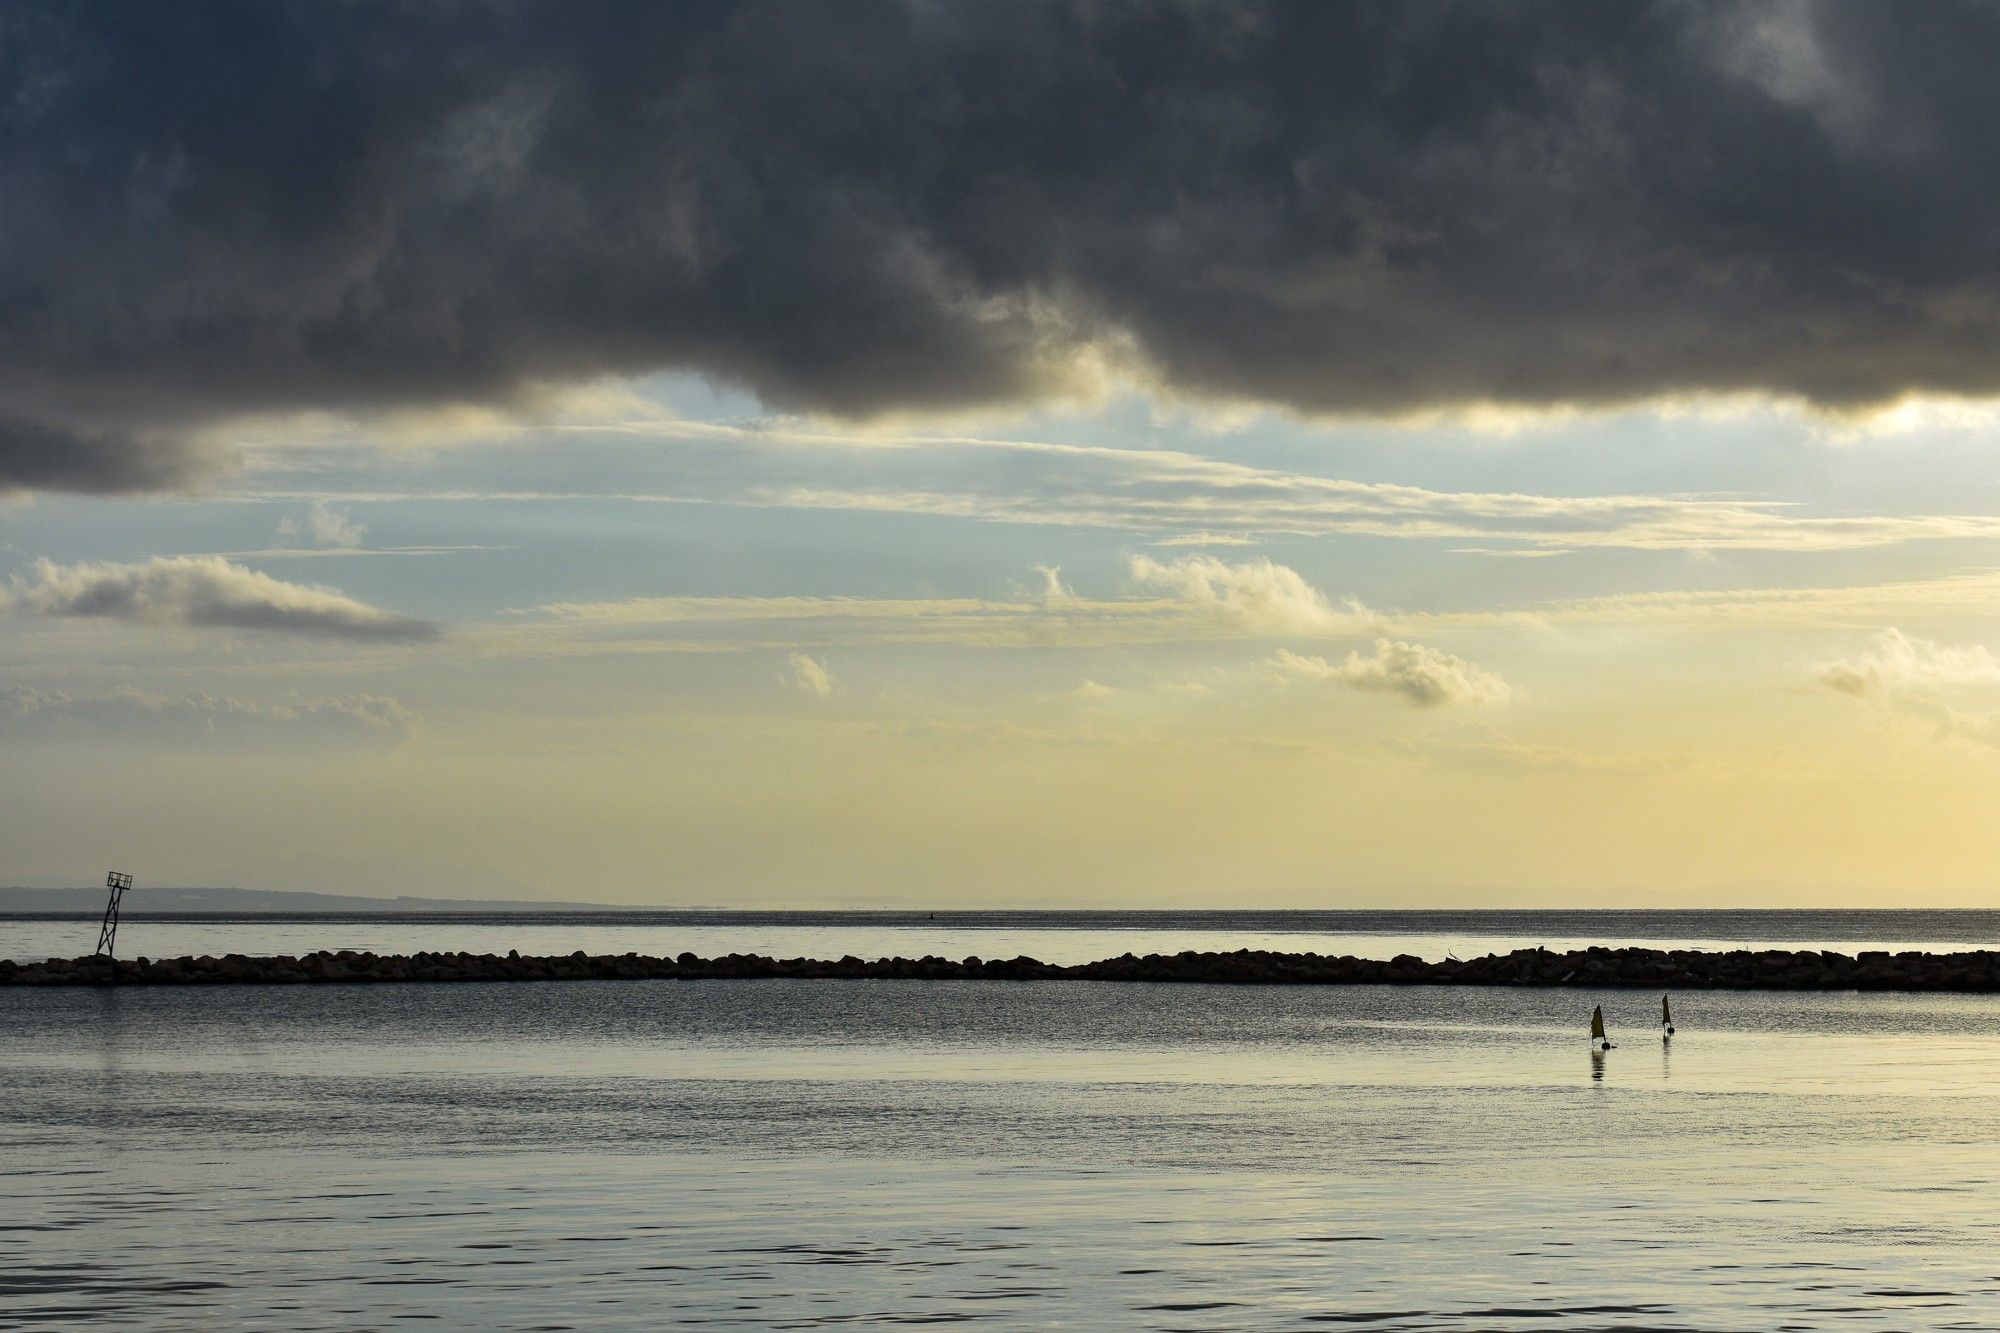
(7, 981, 2000, 1329)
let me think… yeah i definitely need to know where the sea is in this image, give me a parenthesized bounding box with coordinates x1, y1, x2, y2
(7, 909, 2000, 1330)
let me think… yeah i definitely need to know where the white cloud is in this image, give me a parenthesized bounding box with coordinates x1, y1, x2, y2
(11, 556, 438, 640)
(0, 684, 416, 741)
(1428, 570, 2000, 632)
(210, 544, 504, 561)
(1816, 631, 2000, 752)
(1273, 640, 1512, 708)
(1151, 532, 1258, 547)
(1448, 546, 1573, 559)
(275, 499, 366, 548)
(1893, 698, 2000, 749)
(238, 417, 2000, 553)
(788, 652, 837, 698)
(1127, 554, 1361, 633)
(502, 558, 1371, 655)
(1818, 629, 2000, 697)
(1033, 564, 1076, 607)
(464, 564, 2000, 663)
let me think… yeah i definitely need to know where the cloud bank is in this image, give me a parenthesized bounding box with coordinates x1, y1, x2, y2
(11, 556, 439, 640)
(15, 3, 2000, 489)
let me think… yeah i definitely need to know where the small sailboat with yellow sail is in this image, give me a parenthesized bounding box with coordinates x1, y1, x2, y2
(1590, 1004, 1615, 1052)
(1661, 993, 1675, 1040)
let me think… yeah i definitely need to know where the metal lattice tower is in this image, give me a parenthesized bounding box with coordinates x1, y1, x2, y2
(95, 871, 134, 959)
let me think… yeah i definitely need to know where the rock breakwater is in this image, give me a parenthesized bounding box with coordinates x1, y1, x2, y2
(7, 944, 2000, 991)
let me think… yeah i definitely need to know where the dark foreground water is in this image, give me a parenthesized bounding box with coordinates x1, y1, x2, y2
(7, 979, 2000, 1330)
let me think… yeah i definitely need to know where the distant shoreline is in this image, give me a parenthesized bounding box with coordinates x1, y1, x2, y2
(13, 900, 2000, 920)
(12, 888, 1999, 916)
(0, 887, 637, 914)
(8, 944, 2000, 993)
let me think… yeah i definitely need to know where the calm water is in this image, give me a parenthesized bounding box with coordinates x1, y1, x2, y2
(9, 907, 2000, 966)
(7, 977, 2000, 1329)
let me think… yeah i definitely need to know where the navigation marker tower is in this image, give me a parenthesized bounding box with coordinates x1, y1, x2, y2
(95, 871, 134, 960)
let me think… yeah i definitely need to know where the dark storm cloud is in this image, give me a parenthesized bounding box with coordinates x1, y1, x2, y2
(0, 415, 212, 493)
(6, 0, 2000, 491)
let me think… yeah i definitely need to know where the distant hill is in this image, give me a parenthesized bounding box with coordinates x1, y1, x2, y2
(0, 886, 627, 914)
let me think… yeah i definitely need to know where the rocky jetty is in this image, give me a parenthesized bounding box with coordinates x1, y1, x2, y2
(6, 944, 2000, 992)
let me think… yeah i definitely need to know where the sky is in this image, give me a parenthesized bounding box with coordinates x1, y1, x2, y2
(8, 1, 2000, 906)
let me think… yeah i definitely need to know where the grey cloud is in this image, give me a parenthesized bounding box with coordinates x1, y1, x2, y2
(10, 2, 2000, 491)
(0, 684, 417, 742)
(13, 556, 439, 640)
(0, 415, 214, 494)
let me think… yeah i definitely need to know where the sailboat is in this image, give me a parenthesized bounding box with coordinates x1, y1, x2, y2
(1590, 1005, 1615, 1051)
(1661, 993, 1675, 1039)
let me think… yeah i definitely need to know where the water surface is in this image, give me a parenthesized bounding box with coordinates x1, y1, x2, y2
(6, 978, 2000, 1329)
